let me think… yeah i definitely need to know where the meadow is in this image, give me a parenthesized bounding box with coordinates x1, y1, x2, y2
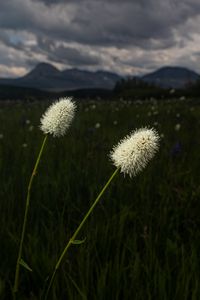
(0, 98, 200, 299)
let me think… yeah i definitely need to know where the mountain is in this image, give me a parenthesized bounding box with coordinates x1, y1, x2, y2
(142, 66, 199, 88)
(0, 63, 121, 91)
(0, 64, 199, 92)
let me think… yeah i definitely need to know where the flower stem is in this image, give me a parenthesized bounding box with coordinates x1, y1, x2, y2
(44, 167, 120, 300)
(13, 135, 48, 299)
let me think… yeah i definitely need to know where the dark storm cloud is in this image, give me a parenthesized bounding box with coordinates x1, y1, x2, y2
(0, 0, 200, 48)
(48, 46, 100, 66)
(0, 0, 200, 76)
(0, 1, 35, 30)
(36, 36, 101, 66)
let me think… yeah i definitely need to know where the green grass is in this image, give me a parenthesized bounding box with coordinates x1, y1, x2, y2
(0, 98, 200, 299)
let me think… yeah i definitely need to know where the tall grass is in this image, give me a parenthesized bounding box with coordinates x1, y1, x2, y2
(0, 99, 200, 299)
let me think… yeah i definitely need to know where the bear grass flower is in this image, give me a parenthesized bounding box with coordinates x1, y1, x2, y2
(44, 127, 160, 300)
(13, 97, 76, 298)
(110, 127, 159, 177)
(40, 97, 76, 137)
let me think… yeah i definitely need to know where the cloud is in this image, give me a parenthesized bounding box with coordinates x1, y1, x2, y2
(0, 0, 200, 76)
(0, 0, 198, 47)
(36, 37, 101, 66)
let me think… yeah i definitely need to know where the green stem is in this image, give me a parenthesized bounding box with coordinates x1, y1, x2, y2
(44, 167, 120, 300)
(13, 135, 48, 299)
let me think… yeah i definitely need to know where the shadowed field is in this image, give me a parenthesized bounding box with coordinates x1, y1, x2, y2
(0, 98, 200, 299)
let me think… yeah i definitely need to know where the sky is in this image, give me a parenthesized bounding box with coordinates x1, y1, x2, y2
(0, 0, 200, 78)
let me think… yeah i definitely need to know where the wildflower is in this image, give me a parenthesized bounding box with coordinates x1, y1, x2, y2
(147, 112, 152, 117)
(175, 124, 181, 131)
(169, 88, 175, 94)
(22, 143, 27, 148)
(0, 133, 3, 139)
(28, 125, 34, 132)
(160, 133, 165, 139)
(95, 123, 101, 129)
(110, 127, 159, 177)
(179, 96, 186, 101)
(40, 97, 76, 137)
(113, 120, 118, 125)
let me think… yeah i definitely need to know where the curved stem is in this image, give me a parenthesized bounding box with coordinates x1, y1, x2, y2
(13, 135, 48, 299)
(44, 167, 120, 300)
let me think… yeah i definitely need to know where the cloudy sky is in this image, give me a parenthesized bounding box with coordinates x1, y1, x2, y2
(1, 0, 200, 77)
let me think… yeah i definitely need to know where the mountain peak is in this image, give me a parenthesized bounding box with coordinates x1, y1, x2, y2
(151, 66, 198, 75)
(25, 62, 60, 79)
(142, 66, 199, 88)
(34, 62, 59, 72)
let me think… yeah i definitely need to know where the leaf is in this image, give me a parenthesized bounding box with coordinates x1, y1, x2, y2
(19, 258, 32, 272)
(71, 238, 86, 245)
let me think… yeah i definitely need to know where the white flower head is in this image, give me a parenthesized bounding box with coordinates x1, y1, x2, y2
(95, 122, 101, 129)
(110, 127, 159, 177)
(174, 123, 181, 131)
(40, 97, 76, 137)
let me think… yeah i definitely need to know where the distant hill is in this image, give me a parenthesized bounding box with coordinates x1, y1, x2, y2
(142, 66, 199, 88)
(0, 63, 121, 92)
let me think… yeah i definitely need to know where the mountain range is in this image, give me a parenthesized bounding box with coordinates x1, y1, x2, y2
(0, 63, 121, 92)
(0, 63, 199, 91)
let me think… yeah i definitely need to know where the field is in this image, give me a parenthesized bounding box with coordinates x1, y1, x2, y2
(0, 98, 200, 299)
